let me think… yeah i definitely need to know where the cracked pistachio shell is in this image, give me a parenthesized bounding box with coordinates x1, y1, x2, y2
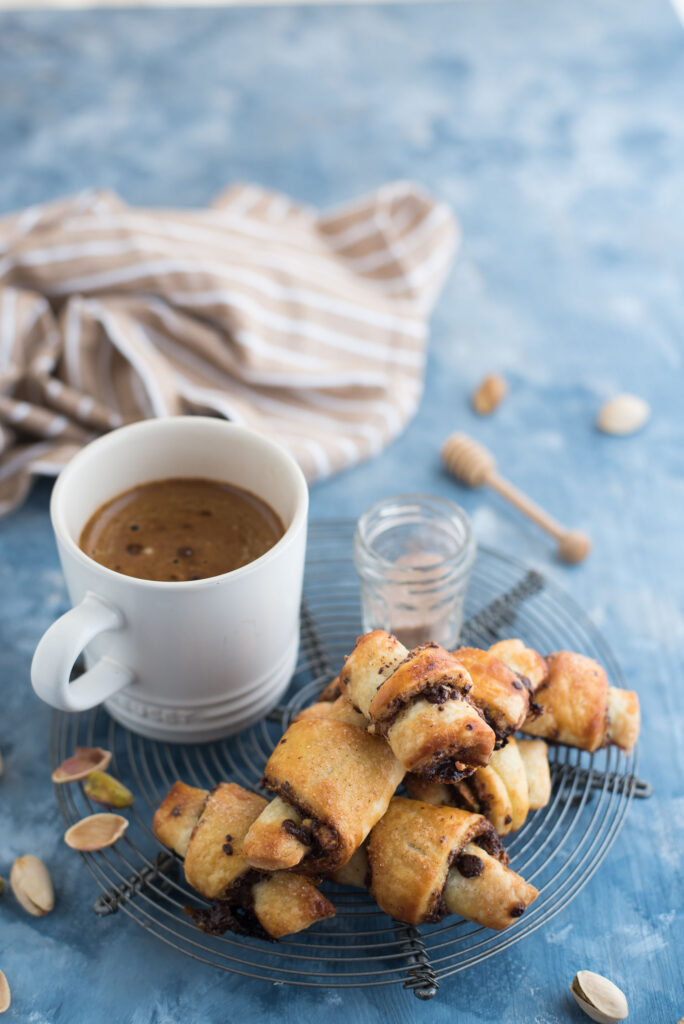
(0, 969, 10, 1013)
(10, 855, 54, 917)
(52, 747, 112, 783)
(84, 771, 133, 809)
(64, 813, 128, 851)
(571, 971, 628, 1023)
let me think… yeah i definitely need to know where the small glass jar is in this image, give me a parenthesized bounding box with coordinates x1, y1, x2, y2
(353, 494, 476, 650)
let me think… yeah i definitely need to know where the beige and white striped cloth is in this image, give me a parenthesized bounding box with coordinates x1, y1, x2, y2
(0, 181, 458, 516)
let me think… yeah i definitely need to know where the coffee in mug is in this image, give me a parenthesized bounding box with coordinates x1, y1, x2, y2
(79, 478, 284, 582)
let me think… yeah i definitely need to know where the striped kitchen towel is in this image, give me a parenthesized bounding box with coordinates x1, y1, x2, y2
(0, 181, 458, 515)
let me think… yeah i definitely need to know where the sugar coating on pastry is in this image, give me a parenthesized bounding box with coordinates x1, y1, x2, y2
(340, 630, 408, 718)
(252, 873, 336, 939)
(241, 795, 308, 872)
(368, 797, 506, 925)
(258, 714, 404, 874)
(522, 651, 610, 752)
(152, 780, 208, 857)
(443, 842, 538, 930)
(454, 647, 531, 744)
(368, 643, 472, 725)
(184, 782, 266, 900)
(386, 696, 494, 780)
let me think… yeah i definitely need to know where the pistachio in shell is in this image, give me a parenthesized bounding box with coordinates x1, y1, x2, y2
(596, 394, 650, 436)
(471, 373, 508, 416)
(51, 747, 112, 784)
(0, 969, 10, 1013)
(571, 970, 629, 1023)
(64, 813, 128, 851)
(9, 855, 54, 917)
(83, 771, 133, 809)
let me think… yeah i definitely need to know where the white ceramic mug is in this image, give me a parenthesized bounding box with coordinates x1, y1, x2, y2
(31, 417, 308, 742)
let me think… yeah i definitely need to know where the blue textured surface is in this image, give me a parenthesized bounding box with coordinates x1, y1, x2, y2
(1, 1, 683, 1020)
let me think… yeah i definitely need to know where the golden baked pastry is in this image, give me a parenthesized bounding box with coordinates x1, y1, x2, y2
(152, 781, 335, 939)
(521, 650, 640, 752)
(242, 695, 404, 875)
(339, 631, 495, 781)
(405, 736, 551, 836)
(453, 646, 534, 747)
(366, 797, 538, 929)
(488, 638, 549, 688)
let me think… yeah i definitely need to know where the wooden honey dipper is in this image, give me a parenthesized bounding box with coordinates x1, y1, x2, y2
(442, 433, 591, 564)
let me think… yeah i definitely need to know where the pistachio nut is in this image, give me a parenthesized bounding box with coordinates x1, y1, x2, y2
(0, 969, 10, 1013)
(52, 747, 112, 783)
(64, 813, 128, 851)
(83, 771, 134, 809)
(571, 970, 628, 1023)
(9, 855, 54, 917)
(597, 394, 650, 436)
(471, 373, 508, 416)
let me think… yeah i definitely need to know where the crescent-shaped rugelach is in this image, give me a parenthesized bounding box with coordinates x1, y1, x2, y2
(367, 797, 538, 929)
(339, 631, 495, 781)
(521, 650, 640, 752)
(152, 781, 335, 939)
(405, 736, 551, 836)
(453, 646, 533, 747)
(242, 695, 404, 875)
(152, 780, 209, 856)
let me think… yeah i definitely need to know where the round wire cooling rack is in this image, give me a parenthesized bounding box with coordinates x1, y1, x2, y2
(49, 521, 651, 1001)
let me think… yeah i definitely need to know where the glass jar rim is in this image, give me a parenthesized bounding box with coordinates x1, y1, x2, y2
(353, 493, 476, 579)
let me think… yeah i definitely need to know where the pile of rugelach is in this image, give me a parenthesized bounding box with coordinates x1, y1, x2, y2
(153, 632, 640, 940)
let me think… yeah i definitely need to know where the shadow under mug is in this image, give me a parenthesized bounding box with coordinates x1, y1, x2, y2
(31, 417, 309, 742)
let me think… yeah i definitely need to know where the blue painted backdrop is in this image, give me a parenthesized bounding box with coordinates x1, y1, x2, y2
(1, 0, 683, 1020)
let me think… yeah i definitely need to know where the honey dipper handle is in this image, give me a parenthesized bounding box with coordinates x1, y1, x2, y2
(487, 471, 591, 564)
(486, 471, 566, 540)
(441, 432, 590, 563)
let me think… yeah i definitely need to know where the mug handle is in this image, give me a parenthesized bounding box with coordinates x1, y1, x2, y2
(31, 591, 135, 712)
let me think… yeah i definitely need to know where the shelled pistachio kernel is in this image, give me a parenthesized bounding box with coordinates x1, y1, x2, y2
(84, 771, 133, 809)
